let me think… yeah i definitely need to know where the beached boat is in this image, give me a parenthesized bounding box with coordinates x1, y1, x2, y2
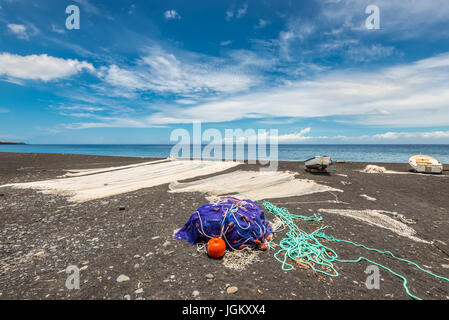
(305, 156, 333, 171)
(408, 154, 443, 174)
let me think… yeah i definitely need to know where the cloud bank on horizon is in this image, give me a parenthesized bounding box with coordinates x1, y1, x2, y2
(0, 0, 449, 144)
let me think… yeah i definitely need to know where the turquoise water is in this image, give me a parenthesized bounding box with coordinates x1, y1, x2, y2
(1, 144, 448, 163)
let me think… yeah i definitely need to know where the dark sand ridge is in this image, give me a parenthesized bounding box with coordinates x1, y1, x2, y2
(0, 152, 448, 300)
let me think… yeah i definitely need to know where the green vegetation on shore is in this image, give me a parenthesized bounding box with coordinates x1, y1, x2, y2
(0, 141, 26, 145)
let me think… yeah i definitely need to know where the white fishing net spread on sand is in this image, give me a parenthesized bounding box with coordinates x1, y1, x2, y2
(223, 248, 261, 271)
(361, 165, 387, 173)
(222, 218, 281, 271)
(317, 208, 427, 243)
(360, 165, 409, 175)
(2, 159, 240, 202)
(169, 170, 342, 201)
(270, 217, 284, 232)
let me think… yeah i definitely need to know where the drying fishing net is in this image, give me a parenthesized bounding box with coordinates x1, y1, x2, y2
(175, 197, 273, 250)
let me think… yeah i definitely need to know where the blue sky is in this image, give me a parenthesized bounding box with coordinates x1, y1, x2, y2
(1, 0, 449, 144)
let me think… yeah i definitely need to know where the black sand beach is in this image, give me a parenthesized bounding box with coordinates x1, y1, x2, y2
(0, 152, 448, 300)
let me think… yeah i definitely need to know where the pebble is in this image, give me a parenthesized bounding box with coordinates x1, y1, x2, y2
(192, 290, 200, 297)
(117, 275, 130, 282)
(135, 288, 144, 294)
(119, 207, 126, 211)
(124, 295, 131, 300)
(205, 274, 214, 280)
(163, 241, 171, 247)
(227, 286, 239, 294)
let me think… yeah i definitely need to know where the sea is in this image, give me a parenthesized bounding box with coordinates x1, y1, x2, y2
(1, 144, 449, 163)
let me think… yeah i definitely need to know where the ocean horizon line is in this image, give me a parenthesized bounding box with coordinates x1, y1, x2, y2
(1, 143, 448, 164)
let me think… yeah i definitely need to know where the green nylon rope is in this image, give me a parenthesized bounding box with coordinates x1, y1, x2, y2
(262, 201, 449, 300)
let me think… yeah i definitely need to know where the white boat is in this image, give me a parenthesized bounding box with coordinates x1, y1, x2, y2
(305, 156, 333, 171)
(408, 154, 443, 174)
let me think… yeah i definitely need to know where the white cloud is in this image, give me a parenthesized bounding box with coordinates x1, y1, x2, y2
(101, 47, 259, 97)
(0, 53, 95, 82)
(164, 10, 181, 20)
(274, 18, 316, 60)
(371, 131, 449, 140)
(236, 4, 248, 18)
(321, 0, 449, 40)
(230, 128, 312, 144)
(314, 130, 449, 143)
(73, 0, 100, 15)
(144, 52, 449, 127)
(346, 44, 396, 62)
(265, 129, 449, 144)
(0, 108, 9, 113)
(57, 105, 106, 112)
(255, 19, 269, 29)
(175, 99, 197, 105)
(318, 39, 397, 62)
(220, 40, 233, 46)
(61, 115, 166, 129)
(277, 128, 312, 142)
(7, 24, 29, 39)
(128, 4, 136, 15)
(226, 4, 248, 21)
(225, 10, 234, 21)
(7, 23, 39, 40)
(51, 24, 65, 34)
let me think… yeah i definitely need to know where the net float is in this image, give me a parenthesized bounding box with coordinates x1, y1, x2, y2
(206, 238, 226, 259)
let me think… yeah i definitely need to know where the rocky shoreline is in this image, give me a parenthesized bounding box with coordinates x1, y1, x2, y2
(0, 141, 25, 145)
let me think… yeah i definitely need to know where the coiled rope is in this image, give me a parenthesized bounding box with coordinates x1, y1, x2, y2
(262, 201, 449, 300)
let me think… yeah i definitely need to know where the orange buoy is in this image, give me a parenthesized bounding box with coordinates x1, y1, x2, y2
(260, 244, 268, 251)
(207, 238, 226, 259)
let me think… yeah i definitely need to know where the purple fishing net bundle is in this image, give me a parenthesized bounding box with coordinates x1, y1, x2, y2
(175, 197, 273, 250)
